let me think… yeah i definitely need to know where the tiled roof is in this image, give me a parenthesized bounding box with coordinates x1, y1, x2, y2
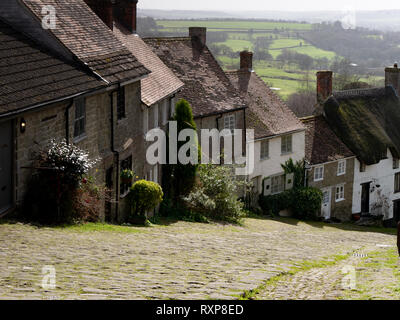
(226, 70, 305, 139)
(143, 37, 246, 118)
(22, 0, 149, 84)
(324, 86, 400, 165)
(302, 115, 354, 165)
(0, 18, 106, 116)
(113, 22, 183, 107)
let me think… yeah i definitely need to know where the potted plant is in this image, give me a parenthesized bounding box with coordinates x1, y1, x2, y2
(120, 169, 134, 185)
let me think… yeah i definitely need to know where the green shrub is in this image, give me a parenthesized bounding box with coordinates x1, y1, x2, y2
(183, 164, 250, 224)
(259, 190, 293, 216)
(259, 187, 322, 220)
(291, 187, 323, 220)
(22, 140, 99, 224)
(164, 99, 200, 202)
(128, 180, 163, 220)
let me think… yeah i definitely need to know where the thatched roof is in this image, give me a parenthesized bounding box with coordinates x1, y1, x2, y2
(323, 86, 400, 165)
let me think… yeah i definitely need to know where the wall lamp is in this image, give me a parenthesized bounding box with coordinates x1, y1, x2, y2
(20, 118, 26, 133)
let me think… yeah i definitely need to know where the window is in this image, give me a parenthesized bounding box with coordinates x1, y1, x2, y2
(314, 166, 324, 181)
(271, 174, 285, 194)
(153, 104, 159, 128)
(337, 160, 346, 176)
(162, 100, 168, 125)
(360, 162, 366, 172)
(74, 98, 86, 139)
(120, 156, 132, 196)
(224, 114, 235, 132)
(394, 158, 399, 170)
(143, 108, 149, 134)
(117, 86, 126, 120)
(335, 184, 345, 202)
(260, 140, 269, 160)
(281, 135, 292, 154)
(395, 173, 400, 193)
(170, 97, 175, 118)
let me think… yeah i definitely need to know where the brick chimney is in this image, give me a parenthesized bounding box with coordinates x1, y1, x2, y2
(240, 51, 253, 72)
(84, 0, 114, 30)
(316, 71, 333, 104)
(385, 63, 400, 96)
(114, 0, 138, 33)
(189, 27, 207, 48)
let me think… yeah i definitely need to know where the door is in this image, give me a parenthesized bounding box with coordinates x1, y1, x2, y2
(105, 167, 113, 222)
(0, 121, 13, 214)
(321, 188, 331, 219)
(393, 200, 400, 223)
(361, 182, 371, 214)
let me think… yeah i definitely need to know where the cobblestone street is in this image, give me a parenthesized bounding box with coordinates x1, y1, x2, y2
(0, 218, 398, 300)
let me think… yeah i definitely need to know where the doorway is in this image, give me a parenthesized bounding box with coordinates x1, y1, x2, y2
(393, 200, 400, 223)
(0, 120, 13, 214)
(321, 188, 331, 219)
(105, 167, 113, 222)
(361, 182, 371, 214)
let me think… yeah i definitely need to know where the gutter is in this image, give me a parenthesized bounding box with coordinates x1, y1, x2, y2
(109, 88, 120, 222)
(195, 106, 247, 120)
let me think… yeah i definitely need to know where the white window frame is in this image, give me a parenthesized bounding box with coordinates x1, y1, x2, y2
(314, 166, 324, 182)
(337, 160, 346, 176)
(335, 184, 345, 202)
(224, 114, 235, 132)
(271, 174, 285, 195)
(281, 135, 293, 155)
(260, 139, 269, 160)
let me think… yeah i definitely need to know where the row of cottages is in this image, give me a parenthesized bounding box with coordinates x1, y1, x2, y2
(225, 51, 306, 206)
(300, 68, 400, 225)
(0, 0, 184, 222)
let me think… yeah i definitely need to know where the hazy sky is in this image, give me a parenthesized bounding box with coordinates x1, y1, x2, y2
(138, 0, 400, 11)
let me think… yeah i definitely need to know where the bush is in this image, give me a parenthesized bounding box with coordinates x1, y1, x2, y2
(183, 164, 250, 224)
(259, 191, 293, 216)
(127, 180, 163, 220)
(259, 187, 322, 220)
(22, 140, 99, 224)
(291, 187, 323, 220)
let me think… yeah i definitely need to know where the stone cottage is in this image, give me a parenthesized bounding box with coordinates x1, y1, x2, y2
(322, 66, 400, 225)
(225, 51, 306, 206)
(84, 0, 184, 186)
(143, 28, 248, 166)
(302, 115, 355, 221)
(0, 0, 150, 222)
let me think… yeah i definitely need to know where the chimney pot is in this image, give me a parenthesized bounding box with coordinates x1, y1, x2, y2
(240, 51, 253, 72)
(84, 0, 114, 30)
(189, 27, 207, 48)
(114, 0, 138, 33)
(316, 71, 333, 104)
(385, 63, 400, 96)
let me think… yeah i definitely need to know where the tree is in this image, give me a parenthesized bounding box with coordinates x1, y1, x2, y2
(164, 99, 200, 205)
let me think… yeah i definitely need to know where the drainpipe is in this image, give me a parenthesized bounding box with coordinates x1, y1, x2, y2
(65, 100, 74, 144)
(109, 89, 120, 222)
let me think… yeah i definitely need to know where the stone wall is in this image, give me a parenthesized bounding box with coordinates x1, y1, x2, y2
(308, 157, 355, 221)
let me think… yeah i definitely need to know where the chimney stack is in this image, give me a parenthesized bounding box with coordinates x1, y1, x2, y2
(114, 0, 138, 33)
(385, 63, 400, 96)
(84, 0, 114, 30)
(316, 71, 333, 104)
(189, 27, 207, 48)
(240, 51, 253, 72)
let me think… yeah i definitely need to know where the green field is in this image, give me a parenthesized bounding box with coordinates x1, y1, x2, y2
(155, 20, 339, 99)
(157, 20, 313, 31)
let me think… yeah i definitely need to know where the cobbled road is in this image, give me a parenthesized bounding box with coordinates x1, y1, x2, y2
(0, 218, 397, 300)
